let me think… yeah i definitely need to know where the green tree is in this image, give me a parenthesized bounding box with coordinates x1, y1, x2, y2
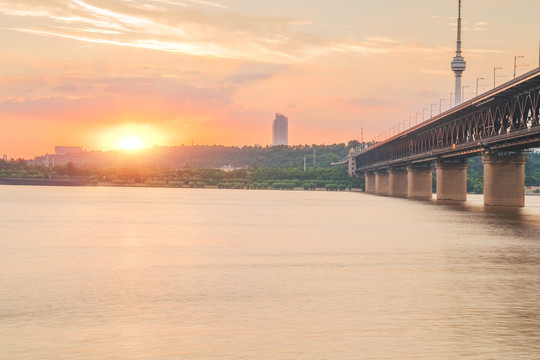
(66, 162, 76, 176)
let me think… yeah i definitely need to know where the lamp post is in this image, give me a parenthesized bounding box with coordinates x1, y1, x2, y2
(493, 67, 502, 87)
(430, 104, 437, 118)
(439, 99, 446, 114)
(462, 85, 470, 102)
(476, 77, 485, 96)
(514, 55, 524, 78)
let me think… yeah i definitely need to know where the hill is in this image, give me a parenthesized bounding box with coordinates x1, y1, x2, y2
(28, 141, 362, 169)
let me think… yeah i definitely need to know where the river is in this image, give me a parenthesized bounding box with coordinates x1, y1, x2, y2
(1, 185, 539, 359)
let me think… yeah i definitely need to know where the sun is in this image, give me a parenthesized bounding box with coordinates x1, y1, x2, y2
(118, 135, 145, 150)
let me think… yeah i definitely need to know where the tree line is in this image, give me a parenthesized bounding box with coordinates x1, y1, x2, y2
(1, 158, 364, 190)
(3, 148, 540, 192)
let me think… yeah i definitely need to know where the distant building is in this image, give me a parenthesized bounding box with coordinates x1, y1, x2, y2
(2, 155, 7, 162)
(27, 154, 55, 167)
(220, 164, 248, 172)
(272, 113, 288, 146)
(26, 146, 86, 167)
(55, 146, 84, 156)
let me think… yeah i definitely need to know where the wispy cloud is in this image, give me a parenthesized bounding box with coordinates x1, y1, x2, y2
(0, 0, 466, 63)
(0, 76, 236, 122)
(470, 21, 488, 31)
(147, 0, 227, 9)
(345, 97, 398, 108)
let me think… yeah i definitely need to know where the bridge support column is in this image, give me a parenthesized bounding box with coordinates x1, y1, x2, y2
(482, 152, 527, 207)
(364, 172, 376, 194)
(389, 168, 408, 197)
(407, 165, 433, 199)
(435, 160, 468, 201)
(347, 149, 356, 177)
(375, 170, 389, 195)
(348, 158, 356, 177)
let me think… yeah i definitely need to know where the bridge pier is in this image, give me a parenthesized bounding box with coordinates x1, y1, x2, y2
(347, 149, 356, 177)
(375, 170, 389, 195)
(364, 172, 376, 194)
(435, 160, 468, 201)
(407, 165, 433, 199)
(389, 168, 408, 197)
(482, 152, 527, 207)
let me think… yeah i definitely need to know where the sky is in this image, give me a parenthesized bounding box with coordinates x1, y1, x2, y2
(0, 0, 539, 158)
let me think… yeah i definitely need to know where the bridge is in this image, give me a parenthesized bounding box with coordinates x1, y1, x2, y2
(335, 67, 540, 207)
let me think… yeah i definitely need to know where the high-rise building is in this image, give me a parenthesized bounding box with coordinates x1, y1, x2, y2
(272, 113, 288, 146)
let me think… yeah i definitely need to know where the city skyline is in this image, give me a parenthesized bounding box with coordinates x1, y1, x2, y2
(0, 0, 539, 158)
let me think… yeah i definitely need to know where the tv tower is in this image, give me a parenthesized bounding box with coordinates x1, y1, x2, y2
(451, 0, 466, 106)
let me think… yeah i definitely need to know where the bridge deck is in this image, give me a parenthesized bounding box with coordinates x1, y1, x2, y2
(354, 67, 540, 173)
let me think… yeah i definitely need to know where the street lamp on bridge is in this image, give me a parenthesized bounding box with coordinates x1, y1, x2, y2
(462, 85, 470, 101)
(514, 55, 524, 78)
(439, 99, 446, 114)
(476, 77, 485, 96)
(493, 67, 503, 87)
(430, 103, 437, 118)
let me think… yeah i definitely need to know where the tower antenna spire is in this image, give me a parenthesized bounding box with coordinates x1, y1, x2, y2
(451, 0, 466, 106)
(456, 0, 462, 54)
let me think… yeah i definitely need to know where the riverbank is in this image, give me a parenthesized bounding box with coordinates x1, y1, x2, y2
(0, 177, 88, 186)
(0, 178, 364, 191)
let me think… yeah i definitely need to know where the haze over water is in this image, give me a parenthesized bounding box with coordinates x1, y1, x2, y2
(1, 186, 539, 359)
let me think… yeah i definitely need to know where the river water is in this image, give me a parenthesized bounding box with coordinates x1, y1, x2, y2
(1, 185, 539, 360)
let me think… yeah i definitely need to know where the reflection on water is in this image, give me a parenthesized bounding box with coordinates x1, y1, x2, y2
(0, 186, 539, 360)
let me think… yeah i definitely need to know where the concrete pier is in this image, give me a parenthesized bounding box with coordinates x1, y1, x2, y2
(347, 149, 356, 177)
(365, 172, 376, 194)
(389, 168, 408, 197)
(407, 165, 433, 199)
(435, 160, 468, 201)
(482, 152, 527, 207)
(375, 170, 389, 195)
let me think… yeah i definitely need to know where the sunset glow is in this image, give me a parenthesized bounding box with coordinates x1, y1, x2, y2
(118, 135, 145, 151)
(0, 0, 538, 158)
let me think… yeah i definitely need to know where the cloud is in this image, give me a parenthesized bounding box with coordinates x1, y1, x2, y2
(0, 96, 95, 117)
(0, 77, 237, 123)
(0, 0, 464, 63)
(470, 21, 488, 31)
(148, 0, 227, 8)
(346, 97, 397, 108)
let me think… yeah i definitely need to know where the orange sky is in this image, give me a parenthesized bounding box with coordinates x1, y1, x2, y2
(0, 0, 539, 158)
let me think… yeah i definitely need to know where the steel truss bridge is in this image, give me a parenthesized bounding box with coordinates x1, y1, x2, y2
(351, 67, 540, 173)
